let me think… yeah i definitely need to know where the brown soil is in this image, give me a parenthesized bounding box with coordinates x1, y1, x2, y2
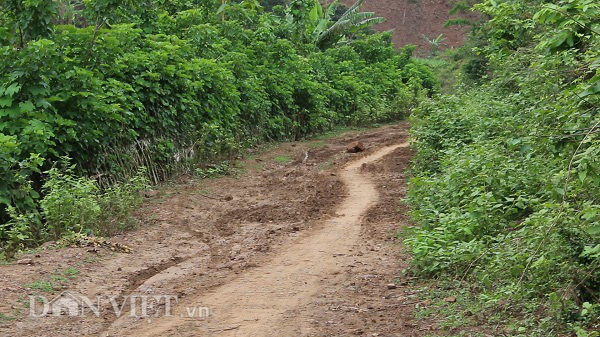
(341, 0, 479, 55)
(0, 122, 443, 336)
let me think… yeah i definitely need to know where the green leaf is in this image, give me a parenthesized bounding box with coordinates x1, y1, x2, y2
(309, 4, 319, 24)
(326, 0, 340, 19)
(19, 101, 35, 113)
(548, 292, 560, 310)
(0, 97, 12, 108)
(0, 107, 20, 118)
(30, 190, 40, 199)
(581, 81, 600, 97)
(28, 86, 48, 96)
(584, 225, 600, 236)
(579, 170, 587, 183)
(3, 83, 21, 97)
(580, 244, 600, 258)
(582, 208, 597, 221)
(217, 3, 228, 14)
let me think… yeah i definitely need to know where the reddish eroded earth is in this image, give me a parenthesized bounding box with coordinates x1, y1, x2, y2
(0, 122, 443, 336)
(341, 0, 479, 54)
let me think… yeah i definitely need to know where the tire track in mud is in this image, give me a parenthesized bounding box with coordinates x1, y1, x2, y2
(104, 142, 409, 337)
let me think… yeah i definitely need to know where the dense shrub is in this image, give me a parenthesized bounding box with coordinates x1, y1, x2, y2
(1, 161, 148, 256)
(406, 0, 600, 334)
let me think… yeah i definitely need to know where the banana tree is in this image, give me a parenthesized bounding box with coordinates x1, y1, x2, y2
(287, 0, 384, 49)
(421, 33, 446, 57)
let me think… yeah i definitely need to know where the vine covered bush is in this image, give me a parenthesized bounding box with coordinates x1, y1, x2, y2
(0, 0, 435, 255)
(407, 0, 599, 334)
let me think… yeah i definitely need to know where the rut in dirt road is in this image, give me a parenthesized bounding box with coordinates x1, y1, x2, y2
(104, 142, 409, 337)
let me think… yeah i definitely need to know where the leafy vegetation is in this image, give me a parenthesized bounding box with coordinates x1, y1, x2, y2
(2, 161, 148, 255)
(0, 0, 435, 256)
(421, 33, 446, 57)
(273, 154, 293, 164)
(24, 267, 80, 294)
(406, 0, 600, 335)
(0, 313, 16, 322)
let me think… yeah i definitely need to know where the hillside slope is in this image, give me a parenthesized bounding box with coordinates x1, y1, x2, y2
(342, 0, 476, 53)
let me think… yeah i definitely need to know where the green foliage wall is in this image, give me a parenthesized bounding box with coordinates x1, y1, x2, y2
(407, 0, 599, 334)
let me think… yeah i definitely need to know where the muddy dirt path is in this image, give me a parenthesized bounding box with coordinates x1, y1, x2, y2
(1, 123, 444, 337)
(106, 143, 408, 336)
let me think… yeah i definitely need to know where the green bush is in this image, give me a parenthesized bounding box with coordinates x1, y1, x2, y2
(406, 0, 600, 333)
(41, 163, 102, 240)
(408, 87, 600, 335)
(0, 160, 148, 256)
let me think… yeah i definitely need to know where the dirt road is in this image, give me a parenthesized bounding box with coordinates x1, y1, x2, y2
(106, 143, 407, 336)
(0, 123, 436, 336)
